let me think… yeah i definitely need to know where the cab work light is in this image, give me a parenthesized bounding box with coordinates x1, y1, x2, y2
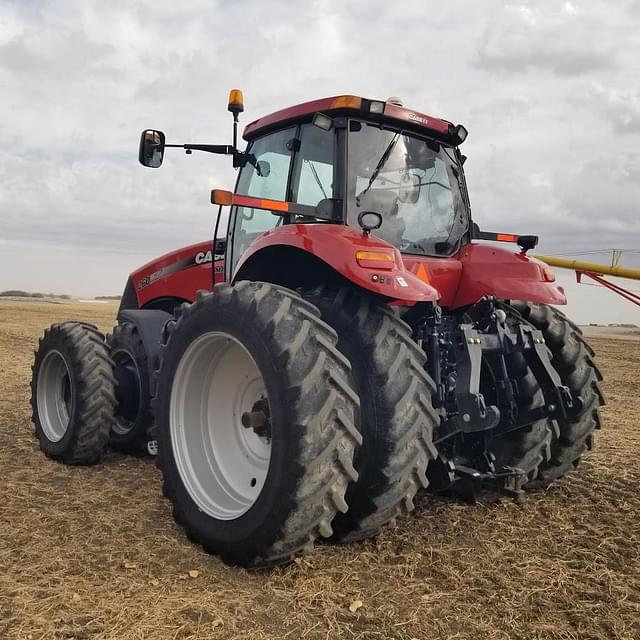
(312, 113, 334, 131)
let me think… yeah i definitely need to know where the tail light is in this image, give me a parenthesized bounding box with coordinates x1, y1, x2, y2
(356, 250, 395, 270)
(542, 266, 556, 282)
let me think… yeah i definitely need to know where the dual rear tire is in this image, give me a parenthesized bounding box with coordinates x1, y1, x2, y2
(154, 283, 363, 566)
(487, 302, 605, 489)
(511, 302, 605, 487)
(152, 283, 439, 565)
(302, 286, 438, 541)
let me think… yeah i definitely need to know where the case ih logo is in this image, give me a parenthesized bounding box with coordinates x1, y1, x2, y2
(407, 112, 428, 126)
(137, 250, 220, 289)
(195, 250, 213, 264)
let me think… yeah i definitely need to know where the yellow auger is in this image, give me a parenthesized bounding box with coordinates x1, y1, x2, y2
(533, 255, 640, 281)
(533, 254, 640, 306)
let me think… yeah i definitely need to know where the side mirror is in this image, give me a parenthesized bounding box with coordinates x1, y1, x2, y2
(214, 238, 227, 256)
(139, 129, 165, 168)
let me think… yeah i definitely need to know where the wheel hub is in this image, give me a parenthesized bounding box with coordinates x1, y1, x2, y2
(241, 397, 271, 440)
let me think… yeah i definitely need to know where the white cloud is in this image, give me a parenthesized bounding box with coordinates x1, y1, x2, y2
(577, 83, 640, 133)
(475, 1, 629, 76)
(0, 0, 639, 321)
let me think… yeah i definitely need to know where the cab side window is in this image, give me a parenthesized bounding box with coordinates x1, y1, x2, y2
(292, 124, 335, 207)
(229, 128, 295, 275)
(228, 124, 336, 277)
(236, 127, 295, 200)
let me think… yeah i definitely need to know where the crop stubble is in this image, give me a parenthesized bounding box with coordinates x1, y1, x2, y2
(0, 300, 638, 640)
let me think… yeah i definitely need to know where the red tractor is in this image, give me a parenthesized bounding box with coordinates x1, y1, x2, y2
(31, 91, 604, 567)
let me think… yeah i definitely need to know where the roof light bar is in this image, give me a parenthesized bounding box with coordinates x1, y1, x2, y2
(330, 95, 362, 110)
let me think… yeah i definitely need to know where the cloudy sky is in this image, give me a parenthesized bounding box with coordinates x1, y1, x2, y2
(1, 0, 639, 323)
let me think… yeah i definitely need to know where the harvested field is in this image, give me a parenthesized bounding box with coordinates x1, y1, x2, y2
(0, 299, 638, 640)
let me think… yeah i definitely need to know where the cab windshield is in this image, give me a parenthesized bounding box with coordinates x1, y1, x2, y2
(347, 121, 468, 256)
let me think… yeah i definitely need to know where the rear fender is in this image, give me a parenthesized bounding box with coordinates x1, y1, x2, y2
(452, 244, 566, 308)
(233, 224, 439, 303)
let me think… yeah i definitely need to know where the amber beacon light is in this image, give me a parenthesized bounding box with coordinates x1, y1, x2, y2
(228, 89, 244, 115)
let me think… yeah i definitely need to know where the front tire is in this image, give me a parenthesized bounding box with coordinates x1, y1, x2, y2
(30, 322, 116, 464)
(153, 283, 361, 567)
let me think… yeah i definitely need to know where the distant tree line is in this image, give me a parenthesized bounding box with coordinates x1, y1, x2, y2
(0, 290, 72, 299)
(0, 290, 121, 300)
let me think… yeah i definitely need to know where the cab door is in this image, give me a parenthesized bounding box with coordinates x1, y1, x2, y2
(225, 127, 296, 281)
(226, 123, 337, 281)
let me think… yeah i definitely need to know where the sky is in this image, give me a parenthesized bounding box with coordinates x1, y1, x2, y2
(1, 0, 639, 323)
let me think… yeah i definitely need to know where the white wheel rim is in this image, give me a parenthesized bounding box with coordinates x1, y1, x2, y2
(37, 350, 72, 442)
(170, 331, 272, 520)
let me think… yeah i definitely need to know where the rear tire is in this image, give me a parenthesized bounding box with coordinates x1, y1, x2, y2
(487, 351, 552, 484)
(511, 303, 605, 487)
(153, 282, 361, 567)
(108, 323, 152, 455)
(303, 286, 438, 542)
(30, 322, 116, 465)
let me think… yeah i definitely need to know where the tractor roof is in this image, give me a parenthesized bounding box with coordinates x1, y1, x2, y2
(243, 95, 459, 143)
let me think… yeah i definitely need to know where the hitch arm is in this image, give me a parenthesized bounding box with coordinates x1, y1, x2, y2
(521, 326, 583, 420)
(452, 326, 501, 433)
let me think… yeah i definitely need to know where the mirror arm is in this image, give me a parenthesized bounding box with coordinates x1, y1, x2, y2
(165, 143, 235, 155)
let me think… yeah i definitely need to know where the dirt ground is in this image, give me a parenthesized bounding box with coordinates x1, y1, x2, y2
(582, 325, 640, 342)
(1, 299, 638, 640)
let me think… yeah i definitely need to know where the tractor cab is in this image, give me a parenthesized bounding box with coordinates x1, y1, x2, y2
(139, 92, 476, 300)
(225, 95, 471, 273)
